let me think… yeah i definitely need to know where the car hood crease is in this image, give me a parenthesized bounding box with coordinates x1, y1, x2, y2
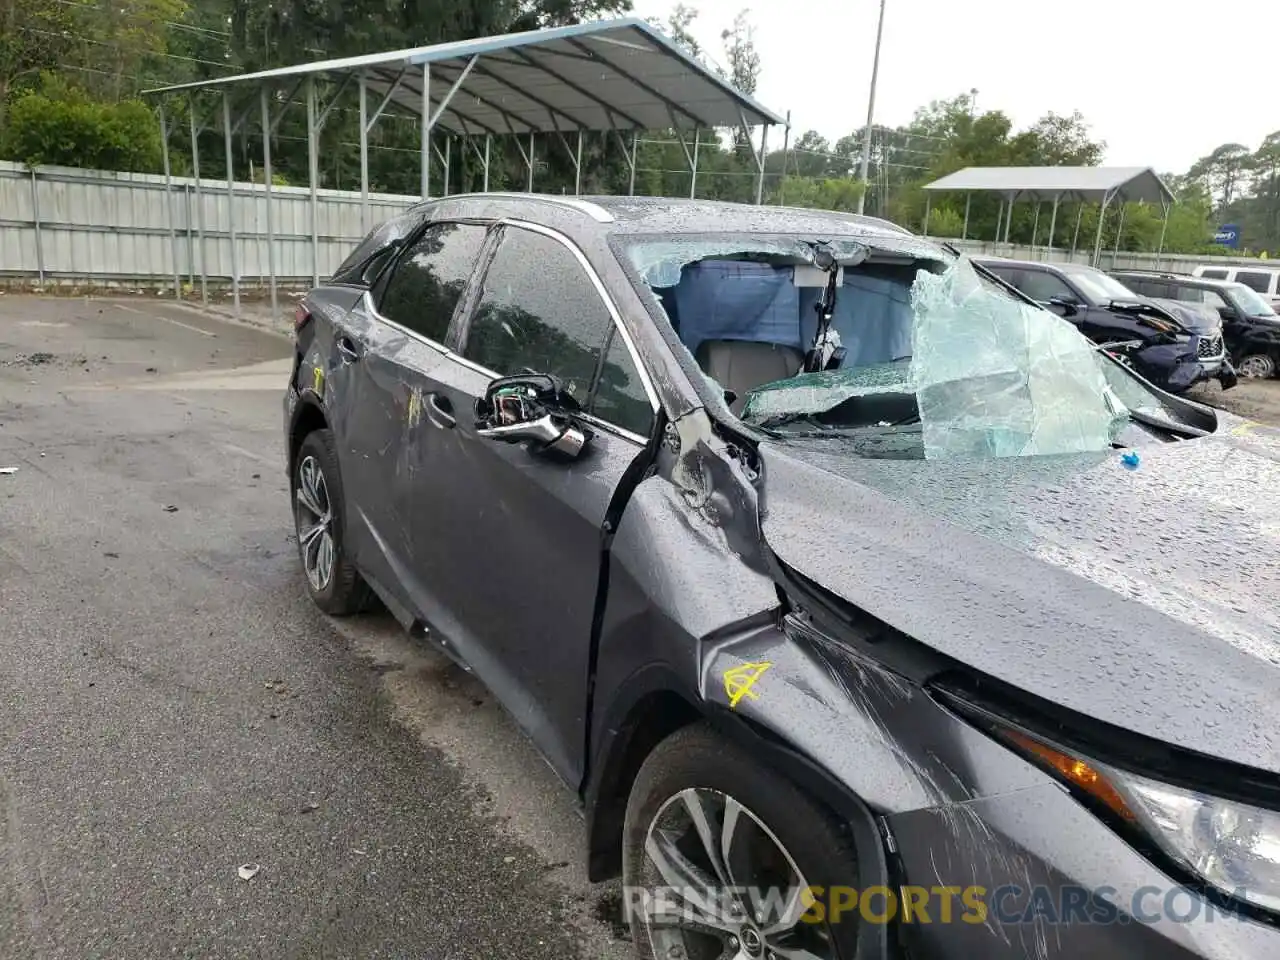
(757, 428, 1280, 776)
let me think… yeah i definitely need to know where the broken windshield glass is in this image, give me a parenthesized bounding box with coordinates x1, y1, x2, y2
(910, 258, 1127, 459)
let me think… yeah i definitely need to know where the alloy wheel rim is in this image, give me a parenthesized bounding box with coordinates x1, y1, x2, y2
(295, 455, 335, 591)
(1238, 355, 1275, 379)
(638, 787, 835, 960)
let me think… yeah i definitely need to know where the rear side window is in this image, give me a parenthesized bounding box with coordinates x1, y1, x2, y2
(377, 222, 488, 343)
(1200, 268, 1228, 280)
(331, 211, 423, 285)
(1168, 284, 1202, 303)
(461, 226, 654, 436)
(1236, 271, 1274, 294)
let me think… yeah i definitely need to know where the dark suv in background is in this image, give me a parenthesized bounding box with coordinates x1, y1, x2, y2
(974, 257, 1235, 393)
(1112, 270, 1280, 379)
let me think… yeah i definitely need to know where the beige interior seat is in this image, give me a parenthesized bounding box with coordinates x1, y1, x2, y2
(695, 339, 805, 415)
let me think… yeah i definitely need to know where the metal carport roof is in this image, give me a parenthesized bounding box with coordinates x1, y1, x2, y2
(143, 17, 785, 135)
(922, 166, 1175, 206)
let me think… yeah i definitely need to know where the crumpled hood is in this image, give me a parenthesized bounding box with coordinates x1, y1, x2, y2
(758, 419, 1280, 774)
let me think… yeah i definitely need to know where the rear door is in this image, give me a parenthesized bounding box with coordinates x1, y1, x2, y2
(401, 220, 658, 785)
(338, 219, 492, 613)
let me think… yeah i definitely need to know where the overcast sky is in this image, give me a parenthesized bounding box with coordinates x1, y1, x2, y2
(630, 0, 1278, 175)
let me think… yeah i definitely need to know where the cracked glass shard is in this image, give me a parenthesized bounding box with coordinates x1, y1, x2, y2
(909, 259, 1127, 459)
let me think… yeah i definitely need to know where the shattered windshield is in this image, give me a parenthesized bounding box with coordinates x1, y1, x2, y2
(617, 235, 1198, 461)
(1227, 284, 1277, 317)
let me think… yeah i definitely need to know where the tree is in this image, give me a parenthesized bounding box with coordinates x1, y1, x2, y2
(1189, 143, 1251, 210)
(0, 0, 78, 121)
(720, 10, 759, 157)
(2, 82, 162, 170)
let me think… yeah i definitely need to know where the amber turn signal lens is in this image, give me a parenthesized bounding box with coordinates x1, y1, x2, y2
(1006, 730, 1136, 822)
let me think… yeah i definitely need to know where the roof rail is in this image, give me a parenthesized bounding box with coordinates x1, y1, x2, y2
(440, 192, 615, 223)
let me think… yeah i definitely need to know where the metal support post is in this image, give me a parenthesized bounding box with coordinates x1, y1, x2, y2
(307, 76, 320, 287)
(629, 132, 638, 196)
(359, 75, 370, 231)
(1046, 196, 1059, 258)
(444, 136, 451, 195)
(690, 127, 700, 199)
(754, 124, 769, 205)
(29, 168, 44, 286)
(1003, 195, 1014, 243)
(856, 0, 887, 215)
(421, 63, 431, 198)
(1112, 203, 1126, 268)
(1031, 201, 1041, 252)
(223, 91, 240, 316)
(777, 112, 791, 205)
(995, 200, 1003, 243)
(574, 130, 583, 195)
(260, 86, 277, 321)
(189, 96, 208, 306)
(484, 134, 491, 192)
(1155, 201, 1170, 270)
(527, 133, 535, 192)
(922, 195, 932, 236)
(962, 194, 971, 239)
(1091, 193, 1111, 267)
(1071, 205, 1083, 259)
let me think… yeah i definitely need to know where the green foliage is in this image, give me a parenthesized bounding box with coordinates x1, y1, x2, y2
(2, 83, 161, 170)
(772, 176, 864, 213)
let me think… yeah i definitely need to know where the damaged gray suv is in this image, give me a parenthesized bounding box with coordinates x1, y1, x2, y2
(284, 194, 1280, 959)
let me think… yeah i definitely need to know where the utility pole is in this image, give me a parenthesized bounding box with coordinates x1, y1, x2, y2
(856, 0, 887, 215)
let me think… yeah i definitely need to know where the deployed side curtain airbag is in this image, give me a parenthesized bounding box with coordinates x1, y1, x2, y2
(673, 261, 803, 356)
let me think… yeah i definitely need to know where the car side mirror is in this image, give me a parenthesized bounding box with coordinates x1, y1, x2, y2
(1218, 306, 1234, 321)
(1046, 296, 1080, 318)
(474, 373, 591, 460)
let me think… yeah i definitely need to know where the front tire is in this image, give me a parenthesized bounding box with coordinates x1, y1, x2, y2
(292, 428, 371, 615)
(1237, 353, 1276, 379)
(622, 723, 862, 960)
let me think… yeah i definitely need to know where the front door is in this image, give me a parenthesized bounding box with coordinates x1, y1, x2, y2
(402, 222, 659, 785)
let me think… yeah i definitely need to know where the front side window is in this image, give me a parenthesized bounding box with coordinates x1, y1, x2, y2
(377, 222, 488, 342)
(1236, 270, 1274, 294)
(462, 226, 654, 435)
(1200, 268, 1228, 280)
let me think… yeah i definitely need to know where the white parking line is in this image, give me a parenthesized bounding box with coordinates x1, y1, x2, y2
(113, 302, 217, 338)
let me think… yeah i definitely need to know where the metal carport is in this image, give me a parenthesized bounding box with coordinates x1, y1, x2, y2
(920, 166, 1176, 267)
(143, 17, 785, 316)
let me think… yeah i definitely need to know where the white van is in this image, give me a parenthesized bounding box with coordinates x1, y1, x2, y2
(1193, 264, 1280, 307)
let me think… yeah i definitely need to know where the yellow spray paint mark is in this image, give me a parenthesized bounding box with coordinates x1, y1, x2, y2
(724, 661, 772, 709)
(406, 386, 424, 428)
(312, 365, 324, 394)
(1231, 421, 1261, 437)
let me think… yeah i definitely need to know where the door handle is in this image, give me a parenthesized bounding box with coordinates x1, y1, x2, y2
(426, 393, 455, 429)
(337, 336, 363, 362)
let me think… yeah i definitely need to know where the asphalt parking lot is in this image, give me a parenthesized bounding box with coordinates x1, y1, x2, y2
(0, 296, 629, 960)
(4, 294, 1280, 960)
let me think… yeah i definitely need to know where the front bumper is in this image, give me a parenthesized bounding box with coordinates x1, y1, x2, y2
(888, 782, 1280, 958)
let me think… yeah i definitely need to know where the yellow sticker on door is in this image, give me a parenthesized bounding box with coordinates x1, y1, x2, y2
(723, 661, 772, 709)
(312, 366, 324, 394)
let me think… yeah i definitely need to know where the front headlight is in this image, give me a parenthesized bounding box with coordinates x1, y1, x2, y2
(1003, 728, 1280, 914)
(1113, 770, 1280, 912)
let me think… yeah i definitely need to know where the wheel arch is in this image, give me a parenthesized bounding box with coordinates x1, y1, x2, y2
(583, 668, 892, 903)
(288, 397, 329, 477)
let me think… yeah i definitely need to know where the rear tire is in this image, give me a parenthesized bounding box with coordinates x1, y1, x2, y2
(292, 428, 371, 616)
(622, 723, 862, 960)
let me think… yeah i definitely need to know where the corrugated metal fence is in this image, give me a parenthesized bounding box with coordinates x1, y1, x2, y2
(0, 159, 1272, 286)
(0, 160, 416, 286)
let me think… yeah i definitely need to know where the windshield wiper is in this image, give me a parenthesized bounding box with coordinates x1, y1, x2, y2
(1126, 408, 1210, 439)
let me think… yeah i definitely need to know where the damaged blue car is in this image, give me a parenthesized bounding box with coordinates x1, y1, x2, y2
(284, 194, 1280, 960)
